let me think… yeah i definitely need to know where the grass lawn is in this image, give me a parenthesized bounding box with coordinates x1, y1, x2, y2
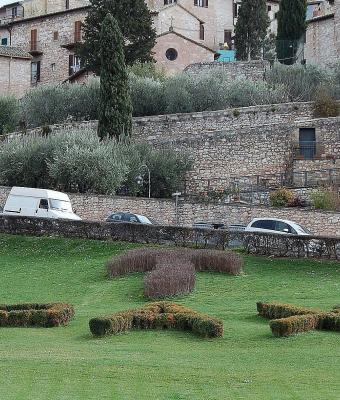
(0, 234, 339, 400)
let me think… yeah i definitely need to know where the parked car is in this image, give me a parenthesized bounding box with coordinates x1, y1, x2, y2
(2, 187, 81, 221)
(245, 218, 312, 236)
(106, 212, 157, 225)
(193, 221, 226, 230)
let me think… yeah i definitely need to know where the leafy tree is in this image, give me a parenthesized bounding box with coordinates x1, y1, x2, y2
(235, 0, 269, 61)
(97, 13, 133, 141)
(276, 0, 307, 65)
(78, 0, 156, 74)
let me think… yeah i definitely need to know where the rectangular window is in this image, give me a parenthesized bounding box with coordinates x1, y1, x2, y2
(267, 5, 272, 11)
(66, 0, 70, 9)
(164, 0, 176, 4)
(194, 0, 208, 7)
(199, 22, 204, 40)
(30, 29, 37, 51)
(1, 37, 8, 45)
(51, 63, 56, 72)
(69, 54, 81, 76)
(74, 21, 82, 43)
(53, 31, 59, 40)
(11, 6, 17, 17)
(224, 30, 232, 48)
(31, 61, 41, 83)
(299, 128, 316, 160)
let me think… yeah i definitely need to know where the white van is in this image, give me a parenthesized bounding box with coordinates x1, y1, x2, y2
(2, 187, 81, 221)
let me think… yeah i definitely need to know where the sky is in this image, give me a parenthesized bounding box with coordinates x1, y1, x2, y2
(0, 0, 13, 6)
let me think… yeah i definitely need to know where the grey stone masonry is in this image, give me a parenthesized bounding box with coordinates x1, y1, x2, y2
(0, 186, 339, 237)
(184, 60, 270, 81)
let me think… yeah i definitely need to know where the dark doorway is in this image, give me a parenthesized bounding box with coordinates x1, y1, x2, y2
(299, 128, 316, 160)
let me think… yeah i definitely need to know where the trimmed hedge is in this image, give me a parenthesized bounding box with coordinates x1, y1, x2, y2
(258, 302, 340, 337)
(144, 258, 196, 299)
(89, 302, 223, 338)
(270, 314, 321, 337)
(0, 303, 75, 327)
(256, 301, 321, 319)
(107, 248, 243, 299)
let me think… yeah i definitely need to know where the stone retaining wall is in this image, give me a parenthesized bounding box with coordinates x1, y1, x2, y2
(1, 186, 339, 236)
(184, 60, 270, 82)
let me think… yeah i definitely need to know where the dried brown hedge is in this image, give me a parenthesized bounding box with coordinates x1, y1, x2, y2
(89, 302, 223, 338)
(144, 255, 196, 299)
(256, 302, 321, 319)
(107, 248, 243, 299)
(0, 303, 75, 327)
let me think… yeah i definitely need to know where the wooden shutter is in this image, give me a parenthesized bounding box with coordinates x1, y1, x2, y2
(31, 29, 37, 51)
(74, 21, 82, 43)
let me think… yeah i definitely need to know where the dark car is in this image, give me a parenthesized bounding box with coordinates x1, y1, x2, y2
(106, 212, 156, 225)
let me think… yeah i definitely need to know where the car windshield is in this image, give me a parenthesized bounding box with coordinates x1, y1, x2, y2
(49, 199, 72, 212)
(296, 224, 312, 234)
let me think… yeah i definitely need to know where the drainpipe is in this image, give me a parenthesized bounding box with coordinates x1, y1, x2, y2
(8, 56, 12, 95)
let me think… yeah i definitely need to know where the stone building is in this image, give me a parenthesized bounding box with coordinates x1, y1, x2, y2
(0, 4, 89, 89)
(305, 0, 340, 66)
(0, 45, 31, 97)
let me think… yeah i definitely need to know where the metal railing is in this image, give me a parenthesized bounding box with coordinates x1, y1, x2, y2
(293, 141, 326, 160)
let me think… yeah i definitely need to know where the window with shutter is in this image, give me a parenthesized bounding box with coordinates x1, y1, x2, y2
(31, 29, 37, 51)
(74, 21, 82, 43)
(69, 54, 74, 76)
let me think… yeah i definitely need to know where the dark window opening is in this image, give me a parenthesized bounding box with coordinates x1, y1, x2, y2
(194, 0, 208, 7)
(199, 22, 204, 40)
(299, 128, 316, 160)
(165, 48, 178, 61)
(31, 61, 41, 83)
(66, 0, 70, 9)
(39, 199, 49, 210)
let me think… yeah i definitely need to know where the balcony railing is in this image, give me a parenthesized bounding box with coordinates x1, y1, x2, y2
(293, 141, 326, 160)
(29, 41, 43, 55)
(60, 34, 82, 49)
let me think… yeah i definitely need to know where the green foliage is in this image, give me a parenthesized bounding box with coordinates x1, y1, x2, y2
(130, 74, 165, 117)
(21, 79, 100, 127)
(313, 89, 340, 118)
(310, 188, 340, 211)
(269, 188, 294, 207)
(0, 130, 191, 197)
(0, 130, 128, 194)
(89, 302, 224, 338)
(270, 314, 320, 337)
(235, 0, 269, 60)
(77, 0, 156, 74)
(0, 96, 20, 135)
(120, 143, 192, 198)
(98, 14, 132, 140)
(276, 0, 307, 64)
(265, 63, 333, 102)
(0, 303, 74, 327)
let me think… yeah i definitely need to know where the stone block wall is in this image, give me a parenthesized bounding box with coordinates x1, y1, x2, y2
(0, 56, 31, 98)
(1, 186, 339, 236)
(184, 60, 270, 81)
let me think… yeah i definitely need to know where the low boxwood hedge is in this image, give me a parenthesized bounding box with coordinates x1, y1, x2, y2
(0, 303, 75, 327)
(258, 302, 340, 337)
(89, 302, 223, 338)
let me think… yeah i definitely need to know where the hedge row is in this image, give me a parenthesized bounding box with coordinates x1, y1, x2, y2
(107, 248, 243, 299)
(0, 303, 75, 327)
(144, 257, 196, 299)
(270, 314, 321, 337)
(256, 301, 321, 319)
(107, 248, 243, 277)
(258, 302, 340, 337)
(89, 302, 223, 338)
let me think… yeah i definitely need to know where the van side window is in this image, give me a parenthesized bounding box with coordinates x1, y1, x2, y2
(39, 199, 49, 210)
(275, 221, 297, 234)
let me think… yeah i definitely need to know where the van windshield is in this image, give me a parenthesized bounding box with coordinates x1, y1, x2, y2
(49, 199, 72, 212)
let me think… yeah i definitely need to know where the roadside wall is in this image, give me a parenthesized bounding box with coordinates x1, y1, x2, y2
(1, 186, 339, 236)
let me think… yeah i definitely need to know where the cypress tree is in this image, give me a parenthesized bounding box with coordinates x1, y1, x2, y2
(97, 14, 132, 141)
(78, 0, 156, 74)
(235, 0, 270, 61)
(276, 0, 307, 65)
